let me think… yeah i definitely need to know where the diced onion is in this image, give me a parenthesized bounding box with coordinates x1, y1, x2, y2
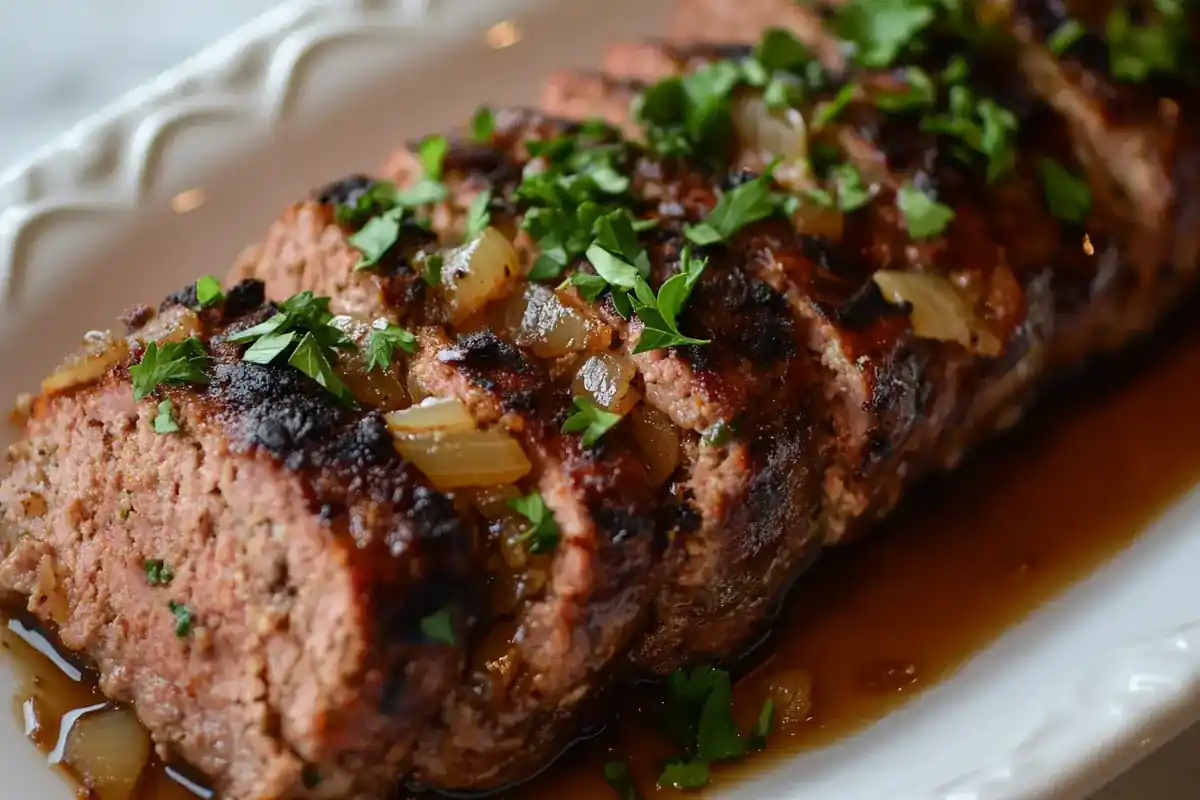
(466, 484, 521, 519)
(872, 270, 1003, 356)
(790, 198, 845, 240)
(393, 428, 532, 490)
(631, 405, 682, 485)
(732, 90, 811, 192)
(571, 353, 639, 414)
(63, 705, 151, 800)
(504, 284, 606, 358)
(442, 226, 520, 326)
(330, 316, 410, 411)
(135, 307, 202, 345)
(385, 397, 477, 435)
(41, 331, 130, 396)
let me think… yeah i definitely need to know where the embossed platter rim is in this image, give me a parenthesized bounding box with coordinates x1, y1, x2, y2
(0, 1, 1198, 798)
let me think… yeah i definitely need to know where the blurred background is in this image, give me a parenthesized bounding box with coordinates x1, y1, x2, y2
(0, 1, 1197, 796)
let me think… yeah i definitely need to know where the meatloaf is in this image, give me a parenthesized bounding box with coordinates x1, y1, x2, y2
(5, 1, 1200, 798)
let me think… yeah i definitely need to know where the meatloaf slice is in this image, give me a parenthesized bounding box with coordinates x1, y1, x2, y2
(232, 131, 664, 788)
(0, 283, 477, 800)
(375, 113, 829, 674)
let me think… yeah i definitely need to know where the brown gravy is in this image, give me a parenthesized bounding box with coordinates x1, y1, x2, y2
(7, 312, 1200, 799)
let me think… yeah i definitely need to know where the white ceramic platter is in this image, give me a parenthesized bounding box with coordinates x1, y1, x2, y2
(1, 1, 1199, 798)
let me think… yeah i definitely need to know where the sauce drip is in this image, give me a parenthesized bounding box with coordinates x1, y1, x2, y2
(7, 311, 1200, 799)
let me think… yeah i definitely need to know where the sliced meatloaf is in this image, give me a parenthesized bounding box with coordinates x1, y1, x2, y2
(234, 122, 664, 788)
(0, 283, 478, 800)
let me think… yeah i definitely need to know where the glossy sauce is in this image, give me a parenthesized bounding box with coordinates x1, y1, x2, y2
(8, 312, 1200, 799)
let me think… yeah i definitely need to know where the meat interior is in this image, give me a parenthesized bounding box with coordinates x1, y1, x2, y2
(4, 1, 1200, 797)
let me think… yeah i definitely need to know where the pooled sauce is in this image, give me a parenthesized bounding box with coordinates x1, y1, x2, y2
(7, 311, 1200, 799)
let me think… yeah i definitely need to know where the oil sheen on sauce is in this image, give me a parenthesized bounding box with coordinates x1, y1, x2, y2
(7, 311, 1200, 799)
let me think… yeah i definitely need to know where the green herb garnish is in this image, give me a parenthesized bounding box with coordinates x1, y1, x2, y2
(874, 65, 936, 112)
(603, 760, 643, 800)
(227, 292, 357, 403)
(130, 338, 211, 401)
(631, 246, 710, 353)
(507, 491, 561, 554)
(143, 559, 174, 587)
(684, 175, 780, 246)
(1038, 158, 1091, 223)
(831, 162, 872, 212)
(395, 135, 450, 206)
(658, 759, 710, 790)
(422, 252, 444, 286)
(567, 271, 610, 302)
(827, 0, 937, 68)
(366, 319, 417, 373)
(562, 396, 624, 447)
(812, 82, 859, 128)
(153, 399, 180, 434)
(748, 699, 774, 751)
(349, 208, 406, 270)
(194, 275, 224, 308)
(896, 182, 955, 238)
(419, 607, 456, 646)
(1046, 18, 1085, 54)
(657, 664, 749, 789)
(168, 601, 193, 638)
(465, 187, 493, 240)
(471, 105, 495, 143)
(1106, 7, 1178, 82)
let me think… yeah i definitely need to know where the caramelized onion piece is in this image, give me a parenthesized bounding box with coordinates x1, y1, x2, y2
(41, 331, 130, 396)
(571, 352, 640, 414)
(732, 91, 810, 187)
(505, 284, 606, 358)
(393, 428, 532, 490)
(330, 315, 410, 411)
(467, 484, 521, 519)
(385, 397, 476, 435)
(442, 227, 520, 326)
(631, 405, 682, 485)
(872, 271, 1004, 356)
(63, 705, 151, 800)
(135, 306, 202, 346)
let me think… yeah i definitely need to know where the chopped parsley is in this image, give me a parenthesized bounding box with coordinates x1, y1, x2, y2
(896, 182, 955, 239)
(830, 162, 872, 212)
(812, 82, 859, 129)
(130, 338, 211, 401)
(194, 275, 224, 308)
(874, 65, 936, 112)
(562, 396, 624, 446)
(366, 319, 417, 372)
(227, 292, 357, 403)
(419, 607, 456, 646)
(395, 135, 450, 206)
(1046, 18, 1085, 54)
(153, 399, 180, 434)
(465, 187, 493, 240)
(335, 181, 400, 227)
(657, 664, 751, 789)
(684, 175, 780, 246)
(603, 760, 642, 800)
(422, 252, 444, 286)
(748, 699, 774, 751)
(349, 208, 406, 270)
(702, 419, 734, 447)
(168, 601, 193, 638)
(633, 60, 741, 168)
(1105, 7, 1179, 82)
(827, 0, 937, 68)
(143, 559, 174, 587)
(567, 271, 610, 302)
(920, 82, 1018, 182)
(585, 210, 652, 291)
(630, 246, 710, 353)
(1038, 158, 1091, 223)
(507, 491, 561, 554)
(470, 105, 495, 142)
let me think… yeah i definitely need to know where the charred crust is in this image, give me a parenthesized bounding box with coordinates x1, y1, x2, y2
(161, 283, 199, 312)
(222, 280, 267, 321)
(834, 281, 911, 330)
(593, 504, 654, 547)
(447, 330, 527, 370)
(314, 174, 378, 208)
(119, 304, 155, 333)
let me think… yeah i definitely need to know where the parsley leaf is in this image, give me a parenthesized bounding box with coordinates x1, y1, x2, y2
(422, 252, 444, 286)
(658, 760, 709, 790)
(507, 491, 561, 554)
(755, 27, 813, 73)
(143, 559, 174, 587)
(289, 332, 354, 403)
(1038, 158, 1091, 223)
(635, 60, 741, 167)
(465, 187, 493, 240)
(1047, 18, 1085, 54)
(874, 66, 935, 112)
(130, 338, 211, 401)
(831, 162, 872, 212)
(684, 175, 779, 245)
(335, 181, 399, 227)
(471, 105, 495, 142)
(631, 246, 710, 353)
(812, 82, 859, 129)
(920, 85, 1018, 182)
(349, 207, 406, 270)
(568, 271, 610, 302)
(748, 699, 774, 751)
(392, 135, 451, 207)
(829, 0, 937, 68)
(896, 182, 955, 238)
(419, 607, 456, 646)
(194, 275, 224, 308)
(168, 601, 194, 638)
(1106, 7, 1178, 81)
(366, 319, 417, 372)
(562, 396, 624, 446)
(603, 760, 643, 800)
(153, 399, 180, 434)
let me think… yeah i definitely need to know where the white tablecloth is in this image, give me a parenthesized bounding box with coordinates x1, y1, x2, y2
(0, 2, 1193, 797)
